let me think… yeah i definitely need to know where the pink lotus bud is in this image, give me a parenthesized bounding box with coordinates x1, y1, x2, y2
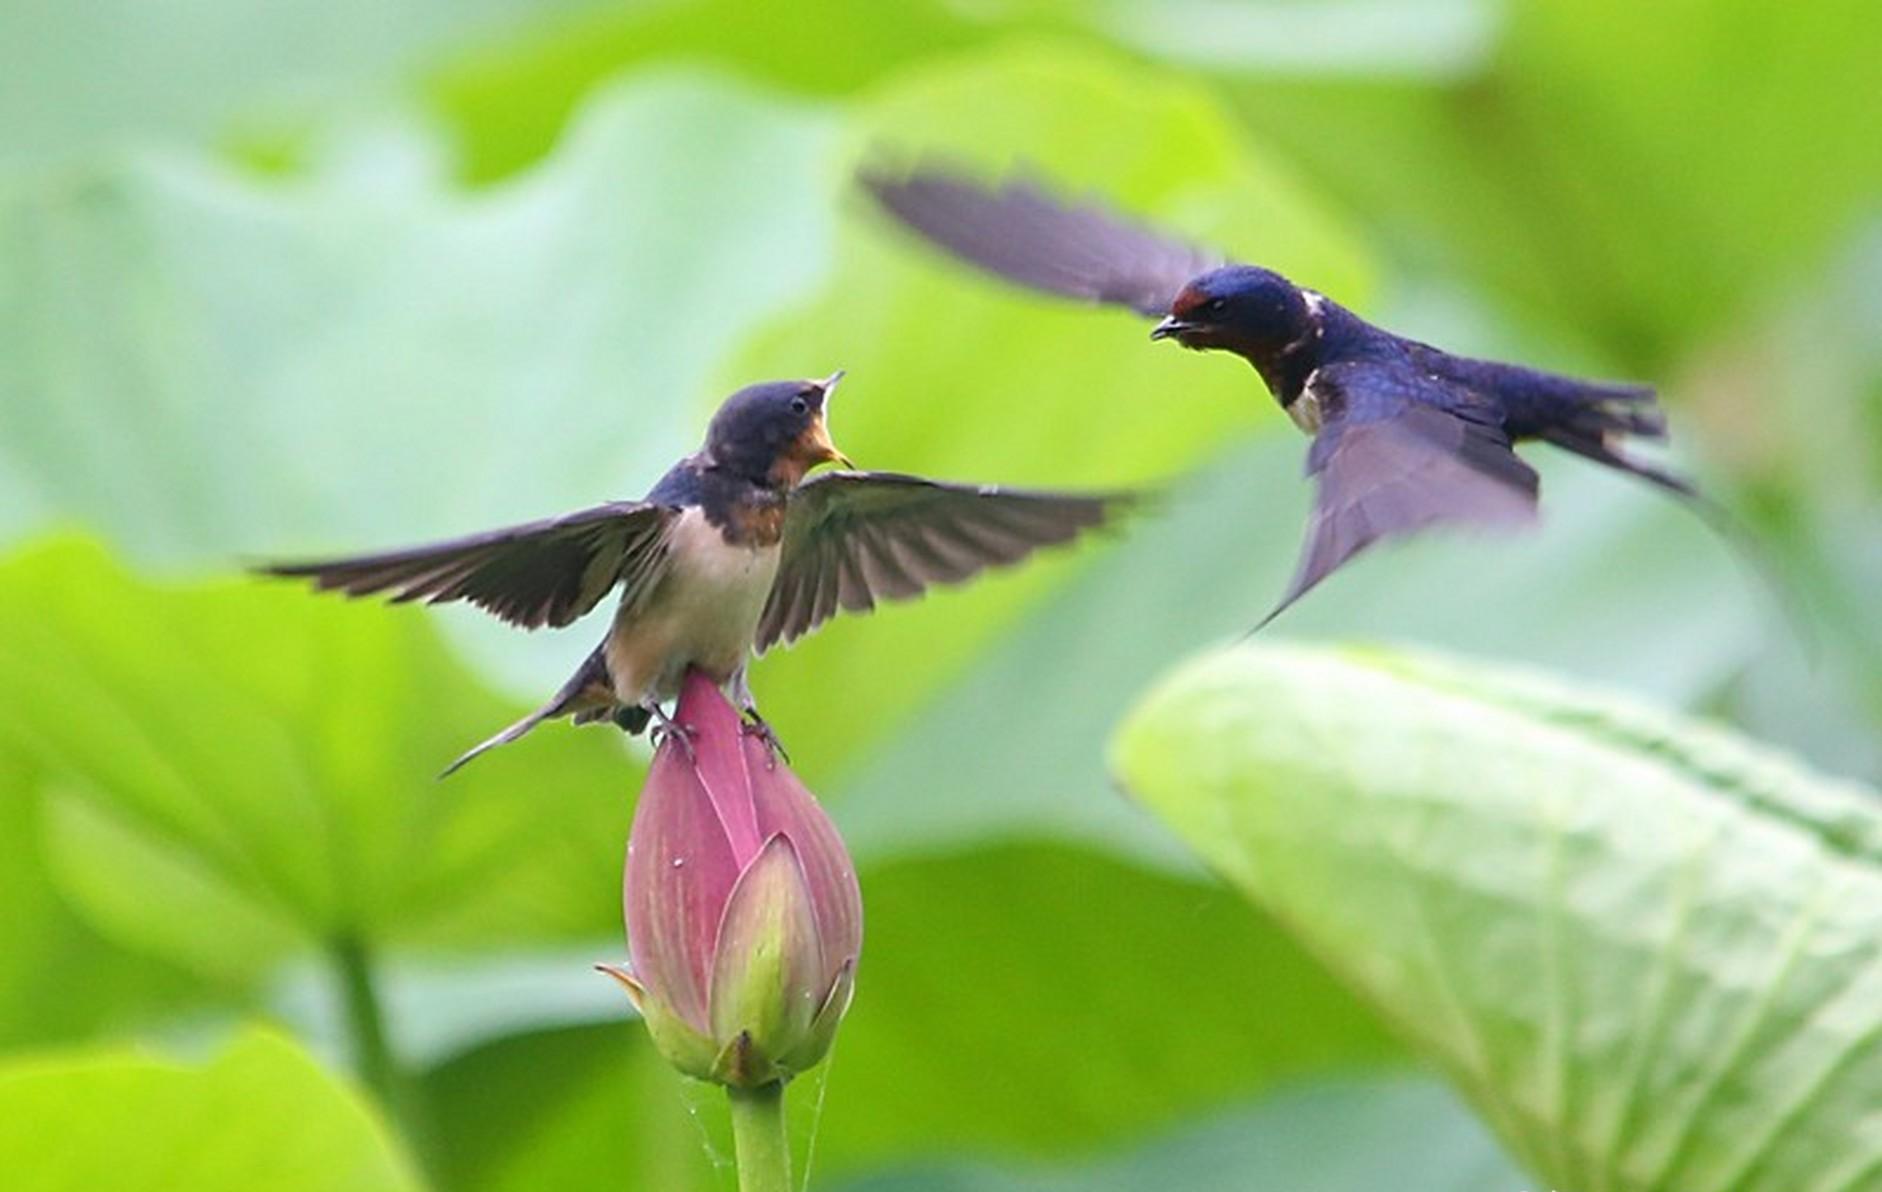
(603, 671, 862, 1087)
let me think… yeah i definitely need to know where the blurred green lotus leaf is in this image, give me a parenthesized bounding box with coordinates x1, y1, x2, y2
(0, 538, 634, 984)
(0, 0, 594, 178)
(0, 750, 216, 1048)
(1223, 0, 1882, 369)
(428, 0, 997, 181)
(0, 71, 837, 568)
(0, 1026, 420, 1192)
(832, 1076, 1523, 1192)
(1113, 642, 1882, 1192)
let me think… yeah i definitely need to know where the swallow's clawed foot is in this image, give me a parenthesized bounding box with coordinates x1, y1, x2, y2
(647, 704, 697, 760)
(740, 710, 789, 766)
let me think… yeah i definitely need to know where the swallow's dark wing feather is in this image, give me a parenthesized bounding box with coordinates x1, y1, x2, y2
(1258, 362, 1539, 628)
(756, 471, 1131, 652)
(260, 502, 677, 629)
(860, 163, 1224, 318)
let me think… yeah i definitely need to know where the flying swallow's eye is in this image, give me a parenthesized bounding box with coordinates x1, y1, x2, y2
(789, 396, 810, 415)
(1202, 297, 1228, 316)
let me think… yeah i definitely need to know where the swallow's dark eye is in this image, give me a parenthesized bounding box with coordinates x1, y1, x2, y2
(1203, 297, 1228, 316)
(789, 397, 810, 415)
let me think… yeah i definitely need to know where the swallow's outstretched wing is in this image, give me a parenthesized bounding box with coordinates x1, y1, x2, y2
(860, 163, 1224, 318)
(260, 501, 678, 629)
(1258, 361, 1540, 629)
(755, 470, 1132, 652)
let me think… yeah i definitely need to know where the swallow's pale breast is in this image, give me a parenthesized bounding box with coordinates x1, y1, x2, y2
(605, 504, 783, 710)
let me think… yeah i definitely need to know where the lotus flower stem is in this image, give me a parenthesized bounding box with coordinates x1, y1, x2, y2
(332, 935, 399, 1108)
(330, 934, 439, 1181)
(726, 1081, 792, 1192)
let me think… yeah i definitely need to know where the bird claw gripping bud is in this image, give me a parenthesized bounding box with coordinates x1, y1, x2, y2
(610, 670, 861, 1087)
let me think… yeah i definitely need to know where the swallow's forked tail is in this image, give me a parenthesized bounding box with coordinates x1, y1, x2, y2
(1535, 386, 1818, 654)
(439, 706, 559, 778)
(438, 646, 618, 778)
(1500, 368, 1689, 497)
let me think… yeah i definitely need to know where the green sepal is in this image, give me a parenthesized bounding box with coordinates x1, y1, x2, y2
(597, 962, 719, 1081)
(778, 958, 856, 1075)
(706, 835, 823, 1088)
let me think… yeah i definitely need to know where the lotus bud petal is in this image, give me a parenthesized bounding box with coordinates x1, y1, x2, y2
(616, 670, 863, 1087)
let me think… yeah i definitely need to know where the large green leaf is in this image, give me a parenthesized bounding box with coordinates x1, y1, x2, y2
(0, 538, 633, 986)
(0, 1027, 420, 1191)
(823, 843, 1395, 1169)
(419, 843, 1401, 1191)
(0, 71, 836, 568)
(1495, 0, 1882, 356)
(1219, 0, 1882, 369)
(1113, 642, 1882, 1191)
(428, 0, 1001, 181)
(0, 0, 594, 177)
(424, 1021, 719, 1192)
(0, 749, 212, 1049)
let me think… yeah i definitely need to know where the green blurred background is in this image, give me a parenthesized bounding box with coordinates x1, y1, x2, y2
(2, 1, 1877, 1188)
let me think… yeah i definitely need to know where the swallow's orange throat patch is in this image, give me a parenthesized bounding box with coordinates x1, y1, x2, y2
(767, 424, 833, 490)
(724, 492, 788, 548)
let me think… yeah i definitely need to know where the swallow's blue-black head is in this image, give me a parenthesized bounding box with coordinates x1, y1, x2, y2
(1151, 265, 1311, 359)
(707, 372, 852, 487)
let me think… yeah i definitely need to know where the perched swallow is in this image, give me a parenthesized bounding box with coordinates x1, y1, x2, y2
(862, 164, 1705, 626)
(262, 373, 1130, 773)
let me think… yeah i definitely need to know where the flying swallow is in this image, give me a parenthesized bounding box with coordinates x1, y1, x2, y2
(262, 373, 1130, 773)
(862, 164, 1708, 626)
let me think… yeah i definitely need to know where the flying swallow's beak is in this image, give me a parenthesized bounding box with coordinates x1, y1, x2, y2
(1149, 316, 1192, 341)
(807, 417, 853, 470)
(809, 371, 854, 469)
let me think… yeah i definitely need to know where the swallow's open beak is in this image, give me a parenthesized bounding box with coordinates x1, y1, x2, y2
(1149, 316, 1193, 341)
(809, 370, 854, 469)
(806, 417, 853, 470)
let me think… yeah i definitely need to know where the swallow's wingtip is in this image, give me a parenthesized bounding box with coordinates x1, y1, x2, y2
(1239, 605, 1287, 642)
(854, 149, 925, 199)
(856, 151, 1017, 201)
(1115, 485, 1166, 513)
(1242, 578, 1312, 640)
(248, 556, 342, 585)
